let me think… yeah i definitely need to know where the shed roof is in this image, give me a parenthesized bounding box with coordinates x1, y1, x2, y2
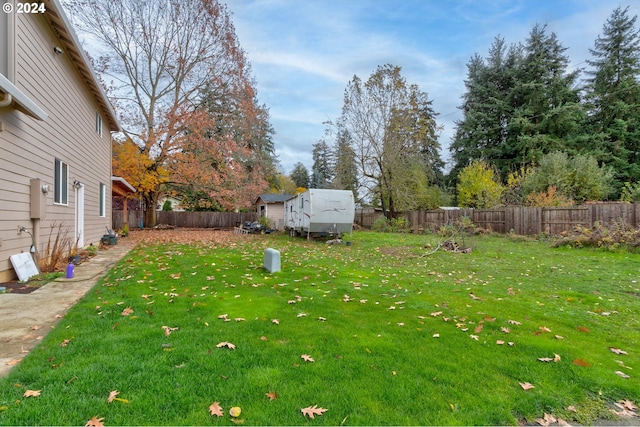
(254, 194, 292, 204)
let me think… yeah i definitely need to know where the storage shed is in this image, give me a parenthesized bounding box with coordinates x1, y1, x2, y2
(253, 194, 293, 231)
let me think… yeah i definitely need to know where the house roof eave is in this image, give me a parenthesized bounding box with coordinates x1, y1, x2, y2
(0, 73, 48, 121)
(44, 0, 121, 132)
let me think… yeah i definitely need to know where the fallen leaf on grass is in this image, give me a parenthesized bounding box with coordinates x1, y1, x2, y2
(229, 407, 241, 417)
(216, 342, 236, 350)
(535, 413, 557, 426)
(23, 390, 41, 397)
(615, 371, 631, 379)
(474, 323, 484, 333)
(573, 358, 591, 367)
(121, 307, 134, 316)
(577, 326, 590, 333)
(614, 400, 637, 412)
(271, 319, 280, 325)
(430, 311, 442, 317)
(610, 347, 628, 355)
(60, 339, 71, 347)
(85, 416, 105, 427)
(301, 354, 314, 362)
(301, 405, 327, 419)
(519, 382, 535, 390)
(508, 319, 521, 325)
(209, 401, 224, 417)
(265, 391, 278, 401)
(538, 354, 561, 363)
(162, 326, 179, 336)
(107, 390, 119, 403)
(539, 326, 551, 333)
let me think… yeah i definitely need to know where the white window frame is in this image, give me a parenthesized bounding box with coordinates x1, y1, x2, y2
(99, 182, 106, 217)
(54, 158, 68, 205)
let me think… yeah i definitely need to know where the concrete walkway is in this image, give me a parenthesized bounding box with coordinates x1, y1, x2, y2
(0, 239, 136, 377)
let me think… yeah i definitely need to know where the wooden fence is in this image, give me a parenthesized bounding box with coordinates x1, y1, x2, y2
(356, 203, 640, 235)
(112, 210, 258, 230)
(113, 203, 639, 236)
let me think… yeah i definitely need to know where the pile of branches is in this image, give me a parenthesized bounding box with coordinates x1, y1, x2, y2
(553, 221, 640, 250)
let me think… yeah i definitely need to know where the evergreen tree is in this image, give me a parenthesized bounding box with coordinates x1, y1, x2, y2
(449, 38, 521, 182)
(289, 162, 310, 189)
(310, 140, 333, 188)
(331, 129, 359, 200)
(450, 26, 587, 184)
(509, 24, 584, 170)
(584, 6, 640, 196)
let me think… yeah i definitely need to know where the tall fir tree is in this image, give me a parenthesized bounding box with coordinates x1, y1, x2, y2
(331, 129, 359, 200)
(289, 162, 310, 189)
(450, 38, 521, 183)
(310, 140, 333, 188)
(508, 24, 585, 171)
(584, 6, 640, 196)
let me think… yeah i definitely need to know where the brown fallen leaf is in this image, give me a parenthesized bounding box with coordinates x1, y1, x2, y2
(162, 326, 179, 336)
(107, 390, 119, 403)
(577, 326, 590, 333)
(301, 354, 315, 362)
(519, 382, 535, 390)
(613, 400, 637, 413)
(265, 391, 278, 401)
(539, 326, 551, 333)
(216, 341, 236, 350)
(272, 319, 280, 325)
(60, 339, 71, 347)
(500, 327, 511, 334)
(430, 311, 442, 317)
(573, 358, 591, 367)
(535, 413, 557, 426)
(496, 340, 505, 345)
(301, 405, 328, 419)
(474, 323, 484, 333)
(23, 389, 41, 398)
(121, 307, 134, 316)
(209, 401, 224, 417)
(85, 416, 105, 427)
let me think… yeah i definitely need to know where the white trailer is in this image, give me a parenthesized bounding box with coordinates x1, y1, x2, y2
(285, 189, 355, 237)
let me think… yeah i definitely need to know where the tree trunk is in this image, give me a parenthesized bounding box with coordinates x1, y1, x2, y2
(143, 193, 159, 228)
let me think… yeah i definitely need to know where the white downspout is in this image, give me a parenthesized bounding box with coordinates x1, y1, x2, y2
(0, 92, 12, 107)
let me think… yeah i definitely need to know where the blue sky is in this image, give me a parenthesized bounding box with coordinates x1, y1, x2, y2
(225, 0, 639, 175)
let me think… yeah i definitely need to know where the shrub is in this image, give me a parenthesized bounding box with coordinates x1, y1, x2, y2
(456, 160, 504, 208)
(553, 220, 640, 250)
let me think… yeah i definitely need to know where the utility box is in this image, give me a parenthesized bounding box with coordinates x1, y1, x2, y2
(264, 248, 281, 273)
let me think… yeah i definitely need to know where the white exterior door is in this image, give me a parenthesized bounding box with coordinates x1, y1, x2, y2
(76, 183, 85, 247)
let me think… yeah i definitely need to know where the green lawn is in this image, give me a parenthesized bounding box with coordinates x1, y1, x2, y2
(0, 231, 638, 425)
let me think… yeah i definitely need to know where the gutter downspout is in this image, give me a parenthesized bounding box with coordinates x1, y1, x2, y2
(0, 92, 12, 107)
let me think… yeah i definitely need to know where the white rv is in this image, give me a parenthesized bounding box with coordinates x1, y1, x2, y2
(285, 189, 355, 237)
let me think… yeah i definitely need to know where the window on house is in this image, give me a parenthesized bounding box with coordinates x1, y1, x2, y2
(54, 158, 68, 205)
(95, 112, 102, 136)
(99, 183, 106, 217)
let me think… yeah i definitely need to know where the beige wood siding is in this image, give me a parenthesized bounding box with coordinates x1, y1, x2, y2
(0, 11, 112, 281)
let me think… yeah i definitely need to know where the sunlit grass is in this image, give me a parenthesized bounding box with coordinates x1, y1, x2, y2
(0, 231, 638, 425)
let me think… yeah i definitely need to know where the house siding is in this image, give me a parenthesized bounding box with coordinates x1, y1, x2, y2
(0, 10, 112, 281)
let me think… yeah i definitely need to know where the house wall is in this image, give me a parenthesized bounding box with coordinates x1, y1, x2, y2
(0, 11, 111, 281)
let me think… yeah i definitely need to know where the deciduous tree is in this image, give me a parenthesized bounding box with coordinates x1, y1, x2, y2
(339, 64, 442, 218)
(69, 0, 272, 225)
